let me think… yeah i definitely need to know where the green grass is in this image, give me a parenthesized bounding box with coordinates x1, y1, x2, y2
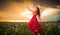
(0, 22, 60, 35)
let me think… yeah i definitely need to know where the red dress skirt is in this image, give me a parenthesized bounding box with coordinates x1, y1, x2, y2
(28, 15, 44, 34)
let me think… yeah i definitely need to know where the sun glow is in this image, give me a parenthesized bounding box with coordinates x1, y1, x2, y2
(0, 20, 29, 22)
(41, 8, 57, 17)
(21, 10, 33, 20)
(41, 9, 53, 16)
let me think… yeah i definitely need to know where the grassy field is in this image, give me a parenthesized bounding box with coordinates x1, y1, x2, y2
(0, 22, 60, 35)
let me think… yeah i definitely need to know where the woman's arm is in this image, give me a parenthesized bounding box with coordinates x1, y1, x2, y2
(27, 7, 33, 12)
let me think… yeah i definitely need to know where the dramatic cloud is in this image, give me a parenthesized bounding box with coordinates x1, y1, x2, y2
(33, 0, 60, 8)
(0, 0, 24, 10)
(0, 0, 60, 22)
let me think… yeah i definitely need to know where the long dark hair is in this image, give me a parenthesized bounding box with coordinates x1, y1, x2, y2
(36, 7, 40, 16)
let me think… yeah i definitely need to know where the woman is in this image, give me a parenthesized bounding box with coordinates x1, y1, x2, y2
(28, 7, 44, 35)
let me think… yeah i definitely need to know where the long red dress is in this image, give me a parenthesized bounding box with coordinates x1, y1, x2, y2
(28, 15, 44, 34)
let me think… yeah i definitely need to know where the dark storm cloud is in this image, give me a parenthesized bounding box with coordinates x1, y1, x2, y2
(15, 0, 23, 3)
(0, 0, 60, 10)
(33, 0, 60, 8)
(0, 0, 8, 10)
(0, 0, 23, 10)
(0, 0, 60, 9)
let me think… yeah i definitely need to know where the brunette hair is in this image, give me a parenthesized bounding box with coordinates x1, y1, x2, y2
(36, 7, 40, 15)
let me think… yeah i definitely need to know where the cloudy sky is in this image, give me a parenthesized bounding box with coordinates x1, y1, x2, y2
(0, 0, 60, 22)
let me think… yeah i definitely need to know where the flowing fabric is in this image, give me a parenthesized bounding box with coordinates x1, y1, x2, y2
(28, 15, 44, 34)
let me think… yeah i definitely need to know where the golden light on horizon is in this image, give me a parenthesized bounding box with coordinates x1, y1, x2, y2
(0, 8, 59, 22)
(0, 20, 29, 22)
